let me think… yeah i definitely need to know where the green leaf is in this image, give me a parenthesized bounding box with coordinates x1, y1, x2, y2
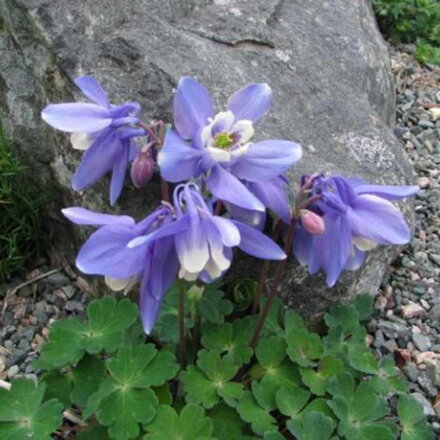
(261, 296, 284, 337)
(77, 425, 110, 439)
(397, 395, 434, 440)
(251, 379, 279, 411)
(180, 349, 242, 409)
(237, 391, 277, 435)
(275, 386, 310, 417)
(286, 328, 323, 367)
(36, 297, 138, 368)
(201, 318, 254, 366)
(348, 350, 379, 375)
(152, 384, 172, 405)
(143, 404, 213, 440)
(69, 355, 106, 407)
(256, 336, 286, 369)
(300, 398, 335, 419)
(287, 411, 335, 440)
(210, 402, 245, 440)
(352, 294, 373, 321)
(0, 378, 63, 440)
(80, 296, 138, 353)
(284, 310, 306, 333)
(41, 370, 71, 408)
(36, 318, 86, 368)
(41, 355, 106, 409)
(324, 304, 359, 333)
(300, 356, 343, 395)
(88, 345, 177, 439)
(369, 356, 408, 395)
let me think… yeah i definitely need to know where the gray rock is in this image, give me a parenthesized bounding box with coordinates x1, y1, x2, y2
(430, 304, 440, 320)
(377, 320, 409, 338)
(413, 334, 432, 352)
(6, 365, 19, 379)
(404, 362, 419, 382)
(0, 0, 416, 324)
(411, 392, 436, 417)
(417, 372, 438, 398)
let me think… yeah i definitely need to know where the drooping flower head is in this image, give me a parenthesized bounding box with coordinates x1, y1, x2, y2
(64, 183, 286, 334)
(293, 174, 418, 287)
(158, 77, 302, 214)
(42, 76, 145, 204)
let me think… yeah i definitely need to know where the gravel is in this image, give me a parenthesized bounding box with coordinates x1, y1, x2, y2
(368, 47, 440, 426)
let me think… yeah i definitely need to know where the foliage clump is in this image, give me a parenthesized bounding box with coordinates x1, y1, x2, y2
(371, 0, 440, 65)
(0, 289, 433, 439)
(0, 122, 45, 283)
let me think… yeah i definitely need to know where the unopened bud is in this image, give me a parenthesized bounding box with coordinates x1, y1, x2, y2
(299, 209, 325, 234)
(131, 147, 154, 188)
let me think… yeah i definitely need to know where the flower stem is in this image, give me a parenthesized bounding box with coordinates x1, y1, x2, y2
(178, 278, 186, 368)
(161, 178, 170, 203)
(251, 219, 283, 314)
(249, 218, 296, 349)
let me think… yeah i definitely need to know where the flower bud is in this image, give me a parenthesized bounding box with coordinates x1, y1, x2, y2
(299, 209, 325, 234)
(131, 147, 154, 188)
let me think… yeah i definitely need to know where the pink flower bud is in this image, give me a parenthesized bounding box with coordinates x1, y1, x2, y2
(131, 147, 154, 188)
(299, 209, 325, 235)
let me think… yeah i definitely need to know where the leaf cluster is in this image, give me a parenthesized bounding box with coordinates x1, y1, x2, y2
(0, 291, 434, 439)
(371, 0, 440, 65)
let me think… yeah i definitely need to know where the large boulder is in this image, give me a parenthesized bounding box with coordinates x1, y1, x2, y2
(0, 0, 416, 323)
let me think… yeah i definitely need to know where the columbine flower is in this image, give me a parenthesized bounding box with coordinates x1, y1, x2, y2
(63, 184, 286, 333)
(158, 77, 302, 212)
(293, 175, 418, 287)
(131, 146, 155, 188)
(42, 76, 145, 204)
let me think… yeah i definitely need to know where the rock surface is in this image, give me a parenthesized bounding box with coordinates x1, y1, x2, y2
(0, 0, 416, 321)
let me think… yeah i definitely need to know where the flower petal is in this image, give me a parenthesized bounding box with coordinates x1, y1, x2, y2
(232, 220, 286, 260)
(207, 165, 265, 211)
(310, 213, 352, 287)
(76, 225, 148, 278)
(224, 202, 266, 230)
(210, 216, 241, 247)
(72, 129, 121, 191)
(348, 194, 411, 244)
(62, 207, 135, 227)
(293, 224, 313, 266)
(74, 76, 110, 108)
(248, 177, 291, 223)
(174, 77, 214, 140)
(175, 216, 209, 273)
(158, 130, 205, 182)
(41, 103, 111, 132)
(231, 140, 302, 182)
(354, 184, 419, 201)
(344, 247, 366, 271)
(228, 83, 273, 123)
(109, 144, 129, 206)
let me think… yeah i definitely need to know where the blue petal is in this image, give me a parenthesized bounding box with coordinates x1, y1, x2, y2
(140, 237, 179, 334)
(72, 129, 121, 191)
(41, 103, 111, 132)
(109, 144, 129, 205)
(224, 203, 266, 230)
(62, 207, 135, 227)
(158, 130, 205, 182)
(344, 247, 366, 271)
(248, 177, 291, 223)
(74, 76, 110, 108)
(174, 77, 214, 140)
(232, 220, 286, 260)
(227, 83, 273, 123)
(354, 184, 419, 201)
(231, 140, 302, 182)
(76, 225, 148, 278)
(310, 213, 352, 287)
(347, 194, 411, 244)
(292, 224, 313, 266)
(207, 165, 265, 211)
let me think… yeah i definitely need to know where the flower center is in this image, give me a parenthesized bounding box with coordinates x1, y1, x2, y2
(213, 131, 234, 149)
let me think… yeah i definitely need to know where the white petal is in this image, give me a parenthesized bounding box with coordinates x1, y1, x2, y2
(70, 132, 95, 150)
(212, 111, 234, 132)
(204, 259, 223, 279)
(352, 236, 378, 251)
(105, 276, 135, 291)
(230, 143, 250, 159)
(231, 119, 254, 143)
(178, 267, 199, 281)
(207, 147, 231, 163)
